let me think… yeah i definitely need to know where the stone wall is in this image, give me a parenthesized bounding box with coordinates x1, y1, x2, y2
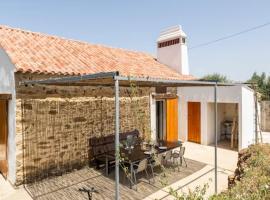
(261, 101, 270, 132)
(15, 73, 153, 185)
(228, 148, 251, 189)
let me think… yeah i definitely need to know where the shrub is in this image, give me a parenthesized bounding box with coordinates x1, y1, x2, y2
(168, 144, 270, 200)
(210, 144, 270, 200)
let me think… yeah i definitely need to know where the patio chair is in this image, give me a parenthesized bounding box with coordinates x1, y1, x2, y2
(172, 146, 187, 171)
(163, 150, 172, 166)
(132, 159, 150, 189)
(126, 135, 134, 148)
(148, 153, 163, 183)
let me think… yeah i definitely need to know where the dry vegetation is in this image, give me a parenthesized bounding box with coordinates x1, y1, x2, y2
(211, 144, 270, 200)
(170, 144, 270, 200)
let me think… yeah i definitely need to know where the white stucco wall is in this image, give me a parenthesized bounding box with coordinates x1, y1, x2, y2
(0, 48, 16, 184)
(177, 85, 255, 150)
(239, 87, 255, 148)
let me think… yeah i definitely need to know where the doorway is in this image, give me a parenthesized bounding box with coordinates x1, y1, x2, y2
(156, 100, 166, 141)
(188, 102, 201, 143)
(207, 102, 239, 150)
(156, 98, 179, 142)
(0, 100, 8, 178)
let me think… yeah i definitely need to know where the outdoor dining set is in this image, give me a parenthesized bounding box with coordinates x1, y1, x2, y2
(89, 130, 187, 189)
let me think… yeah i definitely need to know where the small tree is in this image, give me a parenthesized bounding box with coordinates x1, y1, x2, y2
(247, 72, 270, 100)
(201, 73, 229, 83)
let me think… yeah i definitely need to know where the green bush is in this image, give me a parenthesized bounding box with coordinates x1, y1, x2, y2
(210, 144, 270, 200)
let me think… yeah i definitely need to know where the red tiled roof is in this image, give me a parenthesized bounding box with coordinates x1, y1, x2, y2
(0, 25, 195, 80)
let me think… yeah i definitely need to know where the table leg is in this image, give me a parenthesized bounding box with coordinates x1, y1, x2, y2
(105, 156, 109, 176)
(130, 162, 133, 189)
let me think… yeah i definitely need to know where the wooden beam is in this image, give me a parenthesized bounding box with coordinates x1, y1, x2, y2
(0, 94, 12, 100)
(152, 93, 178, 100)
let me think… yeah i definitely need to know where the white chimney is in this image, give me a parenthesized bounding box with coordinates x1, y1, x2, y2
(157, 25, 189, 75)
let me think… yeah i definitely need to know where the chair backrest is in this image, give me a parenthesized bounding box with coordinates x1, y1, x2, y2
(126, 135, 134, 147)
(179, 147, 185, 157)
(154, 153, 163, 166)
(93, 145, 105, 157)
(136, 159, 148, 173)
(164, 150, 172, 160)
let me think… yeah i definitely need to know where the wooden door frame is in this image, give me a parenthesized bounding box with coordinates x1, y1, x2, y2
(187, 101, 201, 144)
(0, 99, 8, 178)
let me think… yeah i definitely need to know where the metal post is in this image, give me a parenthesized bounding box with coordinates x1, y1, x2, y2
(254, 87, 258, 144)
(114, 79, 120, 200)
(214, 83, 218, 194)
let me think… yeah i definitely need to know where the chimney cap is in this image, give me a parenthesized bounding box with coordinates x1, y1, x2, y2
(157, 25, 186, 42)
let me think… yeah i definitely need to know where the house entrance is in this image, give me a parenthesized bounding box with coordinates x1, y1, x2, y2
(207, 102, 239, 150)
(156, 100, 166, 141)
(0, 100, 8, 178)
(188, 102, 201, 143)
(156, 98, 178, 142)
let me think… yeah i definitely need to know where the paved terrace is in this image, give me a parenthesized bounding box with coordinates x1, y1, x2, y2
(7, 132, 270, 200)
(22, 158, 204, 200)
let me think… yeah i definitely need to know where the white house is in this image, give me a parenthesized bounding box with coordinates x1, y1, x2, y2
(0, 25, 255, 185)
(151, 26, 255, 151)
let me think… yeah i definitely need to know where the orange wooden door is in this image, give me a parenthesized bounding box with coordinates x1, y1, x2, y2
(188, 102, 201, 143)
(166, 98, 178, 142)
(0, 100, 8, 178)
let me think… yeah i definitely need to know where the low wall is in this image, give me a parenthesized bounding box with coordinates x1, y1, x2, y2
(15, 83, 152, 185)
(261, 101, 270, 132)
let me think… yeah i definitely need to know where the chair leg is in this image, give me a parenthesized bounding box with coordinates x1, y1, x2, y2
(150, 165, 155, 183)
(145, 169, 150, 184)
(183, 157, 187, 167)
(133, 171, 137, 190)
(172, 158, 176, 172)
(177, 158, 180, 172)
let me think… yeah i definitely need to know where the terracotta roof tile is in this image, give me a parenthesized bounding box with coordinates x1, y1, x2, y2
(0, 25, 195, 80)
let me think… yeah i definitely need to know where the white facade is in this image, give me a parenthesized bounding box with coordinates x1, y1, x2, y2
(154, 25, 255, 150)
(177, 85, 255, 150)
(0, 48, 16, 183)
(157, 26, 189, 75)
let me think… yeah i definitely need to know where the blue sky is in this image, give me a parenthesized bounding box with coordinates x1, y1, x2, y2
(1, 0, 270, 81)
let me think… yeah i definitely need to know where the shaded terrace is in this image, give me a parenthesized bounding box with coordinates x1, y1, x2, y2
(20, 71, 225, 199)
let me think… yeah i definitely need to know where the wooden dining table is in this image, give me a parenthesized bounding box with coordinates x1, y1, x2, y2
(105, 141, 182, 189)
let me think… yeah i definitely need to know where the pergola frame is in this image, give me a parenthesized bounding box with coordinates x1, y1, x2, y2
(19, 71, 241, 199)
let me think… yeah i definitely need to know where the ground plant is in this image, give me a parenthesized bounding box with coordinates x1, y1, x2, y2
(168, 144, 270, 200)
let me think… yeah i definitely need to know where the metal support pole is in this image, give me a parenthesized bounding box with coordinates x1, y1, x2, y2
(214, 83, 218, 194)
(254, 87, 258, 144)
(114, 79, 120, 200)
